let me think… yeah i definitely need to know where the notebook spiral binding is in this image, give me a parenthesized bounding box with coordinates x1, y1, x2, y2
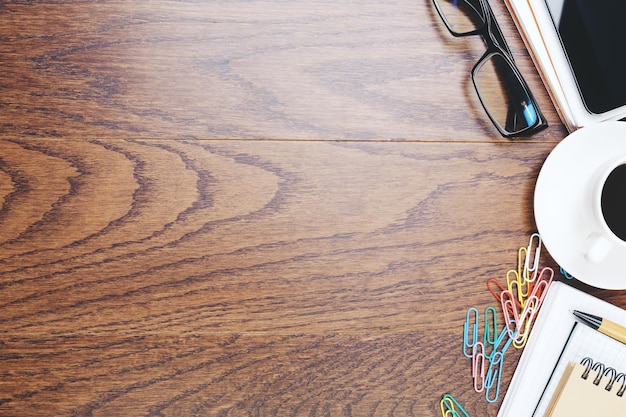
(580, 357, 626, 397)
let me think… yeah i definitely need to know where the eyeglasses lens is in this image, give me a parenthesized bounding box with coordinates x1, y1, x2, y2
(436, 0, 485, 35)
(474, 54, 539, 134)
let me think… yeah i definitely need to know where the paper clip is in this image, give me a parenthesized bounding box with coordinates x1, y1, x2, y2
(489, 324, 514, 359)
(506, 267, 528, 307)
(483, 306, 498, 357)
(509, 300, 535, 348)
(524, 233, 542, 282)
(512, 310, 535, 348)
(487, 278, 507, 304)
(472, 342, 486, 392)
(560, 266, 574, 280)
(522, 267, 553, 314)
(440, 394, 471, 417)
(485, 351, 505, 403)
(516, 245, 527, 276)
(510, 267, 554, 348)
(531, 267, 554, 304)
(506, 268, 519, 293)
(501, 290, 520, 339)
(517, 247, 531, 298)
(488, 278, 517, 326)
(463, 307, 479, 358)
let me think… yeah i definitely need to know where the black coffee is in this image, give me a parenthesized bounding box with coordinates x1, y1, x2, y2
(601, 164, 626, 241)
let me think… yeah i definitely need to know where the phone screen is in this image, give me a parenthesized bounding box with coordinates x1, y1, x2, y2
(544, 1, 626, 114)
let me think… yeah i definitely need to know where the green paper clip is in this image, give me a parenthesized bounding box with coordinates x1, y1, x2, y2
(440, 393, 470, 417)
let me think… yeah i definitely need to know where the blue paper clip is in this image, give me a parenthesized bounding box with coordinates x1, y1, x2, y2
(560, 266, 574, 280)
(463, 307, 479, 358)
(488, 324, 513, 360)
(484, 322, 516, 403)
(485, 351, 505, 403)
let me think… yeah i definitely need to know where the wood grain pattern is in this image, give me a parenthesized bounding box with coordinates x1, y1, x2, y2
(2, 1, 626, 416)
(1, 139, 552, 336)
(1, 139, 623, 416)
(2, 333, 510, 416)
(1, 0, 568, 140)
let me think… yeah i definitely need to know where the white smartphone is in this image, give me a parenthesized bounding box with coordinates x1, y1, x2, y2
(505, 0, 626, 131)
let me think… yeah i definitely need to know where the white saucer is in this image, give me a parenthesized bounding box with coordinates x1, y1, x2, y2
(534, 121, 626, 289)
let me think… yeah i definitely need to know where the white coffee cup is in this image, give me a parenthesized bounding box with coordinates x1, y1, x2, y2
(584, 158, 626, 263)
(534, 121, 626, 289)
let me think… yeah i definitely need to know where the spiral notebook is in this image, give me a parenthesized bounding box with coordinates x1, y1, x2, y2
(531, 320, 626, 415)
(543, 359, 625, 416)
(497, 281, 626, 417)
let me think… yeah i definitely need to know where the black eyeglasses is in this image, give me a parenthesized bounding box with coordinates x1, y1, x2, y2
(433, 0, 548, 138)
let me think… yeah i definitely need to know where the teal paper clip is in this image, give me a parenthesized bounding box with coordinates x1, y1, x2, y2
(463, 307, 479, 358)
(488, 323, 514, 360)
(483, 306, 498, 358)
(482, 306, 513, 360)
(440, 393, 471, 417)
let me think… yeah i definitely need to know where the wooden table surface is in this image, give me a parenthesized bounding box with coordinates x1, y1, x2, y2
(2, 1, 626, 416)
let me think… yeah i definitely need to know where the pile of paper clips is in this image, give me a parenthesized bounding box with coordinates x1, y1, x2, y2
(487, 233, 554, 349)
(463, 233, 555, 404)
(440, 234, 563, 415)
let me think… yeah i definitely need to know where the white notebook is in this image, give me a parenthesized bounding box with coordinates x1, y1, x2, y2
(503, 0, 626, 131)
(497, 281, 626, 417)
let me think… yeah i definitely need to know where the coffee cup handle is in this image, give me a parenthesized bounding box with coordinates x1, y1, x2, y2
(585, 234, 612, 263)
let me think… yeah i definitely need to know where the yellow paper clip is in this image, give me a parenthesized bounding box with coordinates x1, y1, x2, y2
(506, 268, 519, 293)
(440, 395, 456, 417)
(506, 265, 528, 307)
(440, 394, 470, 417)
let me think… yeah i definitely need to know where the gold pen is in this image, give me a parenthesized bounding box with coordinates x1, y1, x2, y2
(573, 310, 626, 346)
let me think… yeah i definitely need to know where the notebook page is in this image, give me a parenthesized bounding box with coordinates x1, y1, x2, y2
(543, 362, 625, 416)
(534, 323, 626, 416)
